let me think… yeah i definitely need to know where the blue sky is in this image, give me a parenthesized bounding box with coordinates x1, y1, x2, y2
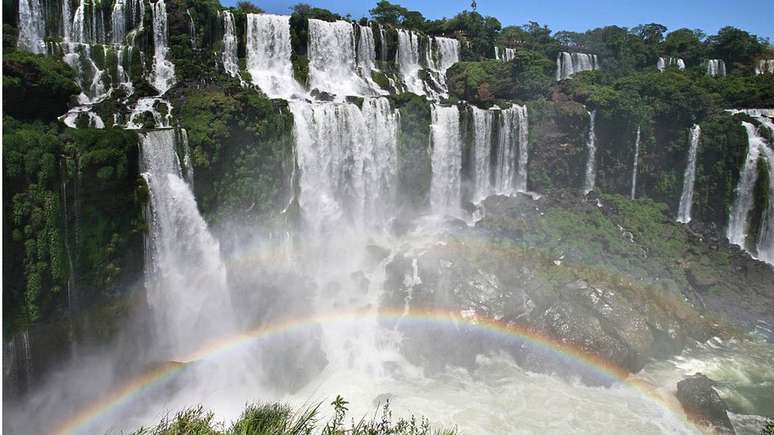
(222, 0, 774, 41)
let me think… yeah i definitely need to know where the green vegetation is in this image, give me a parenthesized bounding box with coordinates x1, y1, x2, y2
(3, 118, 143, 335)
(132, 397, 458, 435)
(172, 84, 295, 229)
(392, 93, 432, 211)
(3, 50, 80, 121)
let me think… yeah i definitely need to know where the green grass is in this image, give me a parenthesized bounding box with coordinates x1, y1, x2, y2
(132, 397, 458, 435)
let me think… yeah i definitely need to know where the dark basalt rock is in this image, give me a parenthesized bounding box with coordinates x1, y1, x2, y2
(676, 373, 736, 435)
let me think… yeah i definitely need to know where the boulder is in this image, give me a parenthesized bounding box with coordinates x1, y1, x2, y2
(676, 373, 735, 435)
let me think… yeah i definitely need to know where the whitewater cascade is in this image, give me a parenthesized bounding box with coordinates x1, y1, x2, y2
(471, 106, 495, 202)
(356, 25, 378, 82)
(397, 29, 425, 96)
(583, 110, 598, 194)
(112, 0, 126, 43)
(221, 11, 240, 78)
(150, 0, 175, 94)
(307, 19, 380, 97)
(17, 0, 46, 53)
(430, 105, 463, 214)
(757, 146, 774, 264)
(140, 129, 232, 356)
(727, 122, 765, 248)
(630, 126, 641, 200)
(245, 14, 302, 99)
(495, 47, 516, 62)
(676, 124, 701, 223)
(756, 59, 774, 75)
(707, 59, 726, 77)
(657, 56, 685, 72)
(556, 52, 599, 81)
(426, 36, 460, 99)
(289, 98, 398, 233)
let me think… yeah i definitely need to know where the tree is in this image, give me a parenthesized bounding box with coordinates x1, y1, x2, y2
(662, 28, 705, 66)
(634, 23, 667, 44)
(369, 1, 426, 30)
(369, 0, 404, 26)
(706, 26, 765, 71)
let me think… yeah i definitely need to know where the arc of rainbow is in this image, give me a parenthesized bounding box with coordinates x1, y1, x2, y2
(55, 307, 695, 435)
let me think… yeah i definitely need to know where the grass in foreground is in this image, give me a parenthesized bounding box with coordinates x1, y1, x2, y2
(132, 395, 458, 435)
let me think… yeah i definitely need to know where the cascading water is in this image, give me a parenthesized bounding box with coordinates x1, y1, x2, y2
(630, 126, 641, 200)
(289, 98, 398, 233)
(186, 9, 196, 48)
(471, 106, 495, 202)
(140, 129, 233, 356)
(757, 146, 774, 265)
(657, 57, 685, 72)
(356, 25, 377, 81)
(378, 24, 389, 62)
(495, 47, 516, 62)
(307, 19, 378, 97)
(150, 0, 176, 94)
(112, 0, 126, 43)
(430, 105, 462, 214)
(17, 0, 46, 53)
(707, 59, 726, 77)
(425, 36, 460, 99)
(397, 29, 425, 96)
(727, 122, 764, 249)
(245, 14, 302, 98)
(583, 110, 598, 195)
(556, 52, 599, 81)
(514, 105, 529, 193)
(677, 124, 701, 224)
(221, 11, 240, 78)
(756, 59, 774, 75)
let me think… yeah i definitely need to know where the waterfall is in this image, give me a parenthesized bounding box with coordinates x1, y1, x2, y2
(72, 0, 86, 43)
(307, 19, 377, 97)
(631, 126, 641, 200)
(289, 98, 398, 233)
(62, 0, 72, 41)
(17, 0, 46, 53)
(471, 106, 494, 202)
(514, 105, 529, 193)
(657, 57, 685, 72)
(357, 25, 377, 78)
(491, 105, 529, 195)
(150, 0, 175, 95)
(397, 29, 425, 96)
(583, 110, 598, 194)
(756, 59, 774, 75)
(727, 122, 765, 248)
(425, 36, 460, 99)
(112, 0, 126, 43)
(245, 14, 301, 98)
(556, 52, 599, 81)
(496, 47, 516, 62)
(62, 44, 108, 104)
(140, 129, 232, 356)
(221, 11, 239, 78)
(378, 24, 389, 62)
(187, 9, 196, 48)
(757, 146, 774, 265)
(707, 59, 726, 77)
(430, 105, 462, 214)
(676, 125, 701, 223)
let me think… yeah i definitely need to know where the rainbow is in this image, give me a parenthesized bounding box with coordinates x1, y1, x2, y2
(54, 308, 694, 434)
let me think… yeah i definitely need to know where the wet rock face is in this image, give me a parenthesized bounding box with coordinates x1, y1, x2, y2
(380, 191, 774, 377)
(676, 374, 736, 435)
